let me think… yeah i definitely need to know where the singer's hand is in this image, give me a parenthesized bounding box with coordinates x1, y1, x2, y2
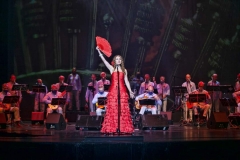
(130, 91, 135, 99)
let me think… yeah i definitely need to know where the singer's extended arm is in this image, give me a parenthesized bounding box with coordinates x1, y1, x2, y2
(124, 69, 134, 98)
(96, 47, 114, 73)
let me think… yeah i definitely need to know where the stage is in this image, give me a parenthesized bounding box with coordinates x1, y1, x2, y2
(1, 121, 240, 160)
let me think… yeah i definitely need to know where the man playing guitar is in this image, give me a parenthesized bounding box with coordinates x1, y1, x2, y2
(92, 83, 108, 116)
(0, 83, 21, 127)
(182, 74, 196, 123)
(43, 84, 65, 118)
(135, 85, 162, 115)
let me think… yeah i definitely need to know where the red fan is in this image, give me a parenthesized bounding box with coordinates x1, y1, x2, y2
(96, 36, 112, 57)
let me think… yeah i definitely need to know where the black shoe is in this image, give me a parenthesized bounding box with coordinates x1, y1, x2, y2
(15, 121, 22, 128)
(200, 118, 207, 126)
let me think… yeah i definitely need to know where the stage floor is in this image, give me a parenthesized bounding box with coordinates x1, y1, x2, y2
(1, 122, 240, 159)
(1, 122, 240, 142)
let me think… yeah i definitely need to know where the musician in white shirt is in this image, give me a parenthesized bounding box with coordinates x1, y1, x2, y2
(182, 74, 196, 123)
(92, 84, 108, 116)
(207, 74, 221, 112)
(55, 75, 70, 119)
(136, 86, 162, 115)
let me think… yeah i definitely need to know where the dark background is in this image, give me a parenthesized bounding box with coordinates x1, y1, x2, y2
(1, 0, 240, 109)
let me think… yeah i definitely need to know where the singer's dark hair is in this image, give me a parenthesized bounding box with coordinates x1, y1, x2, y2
(112, 55, 126, 74)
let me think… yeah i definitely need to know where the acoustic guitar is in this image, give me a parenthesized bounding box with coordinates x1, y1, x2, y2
(96, 102, 105, 109)
(48, 90, 66, 110)
(0, 103, 11, 111)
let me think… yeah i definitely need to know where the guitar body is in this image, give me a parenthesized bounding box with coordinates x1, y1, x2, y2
(1, 103, 11, 111)
(96, 102, 105, 109)
(48, 104, 58, 110)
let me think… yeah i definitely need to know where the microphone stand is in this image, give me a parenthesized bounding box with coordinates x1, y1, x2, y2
(209, 80, 215, 118)
(116, 66, 121, 135)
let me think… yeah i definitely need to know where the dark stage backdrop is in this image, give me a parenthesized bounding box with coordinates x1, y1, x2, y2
(1, 0, 240, 108)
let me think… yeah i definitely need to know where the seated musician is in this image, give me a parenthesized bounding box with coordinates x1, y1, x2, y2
(0, 83, 21, 127)
(135, 85, 162, 115)
(43, 84, 64, 117)
(92, 84, 108, 116)
(232, 90, 240, 113)
(191, 81, 211, 123)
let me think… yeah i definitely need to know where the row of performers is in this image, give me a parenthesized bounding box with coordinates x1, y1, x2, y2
(93, 73, 240, 124)
(0, 71, 240, 127)
(0, 70, 109, 124)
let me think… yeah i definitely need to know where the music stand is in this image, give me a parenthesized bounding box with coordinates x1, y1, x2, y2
(50, 98, 66, 112)
(32, 85, 47, 111)
(139, 99, 156, 106)
(104, 85, 110, 91)
(98, 97, 107, 105)
(220, 85, 234, 94)
(32, 85, 46, 93)
(2, 96, 20, 104)
(51, 98, 66, 106)
(97, 97, 107, 109)
(172, 86, 188, 95)
(206, 86, 220, 92)
(59, 85, 73, 92)
(189, 94, 206, 103)
(12, 84, 29, 92)
(219, 98, 237, 128)
(172, 86, 188, 123)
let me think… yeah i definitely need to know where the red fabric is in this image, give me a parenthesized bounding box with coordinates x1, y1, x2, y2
(101, 72, 134, 133)
(96, 36, 112, 57)
(31, 112, 44, 120)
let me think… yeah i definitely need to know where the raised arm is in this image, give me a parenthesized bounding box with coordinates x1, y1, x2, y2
(96, 47, 114, 73)
(124, 69, 134, 99)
